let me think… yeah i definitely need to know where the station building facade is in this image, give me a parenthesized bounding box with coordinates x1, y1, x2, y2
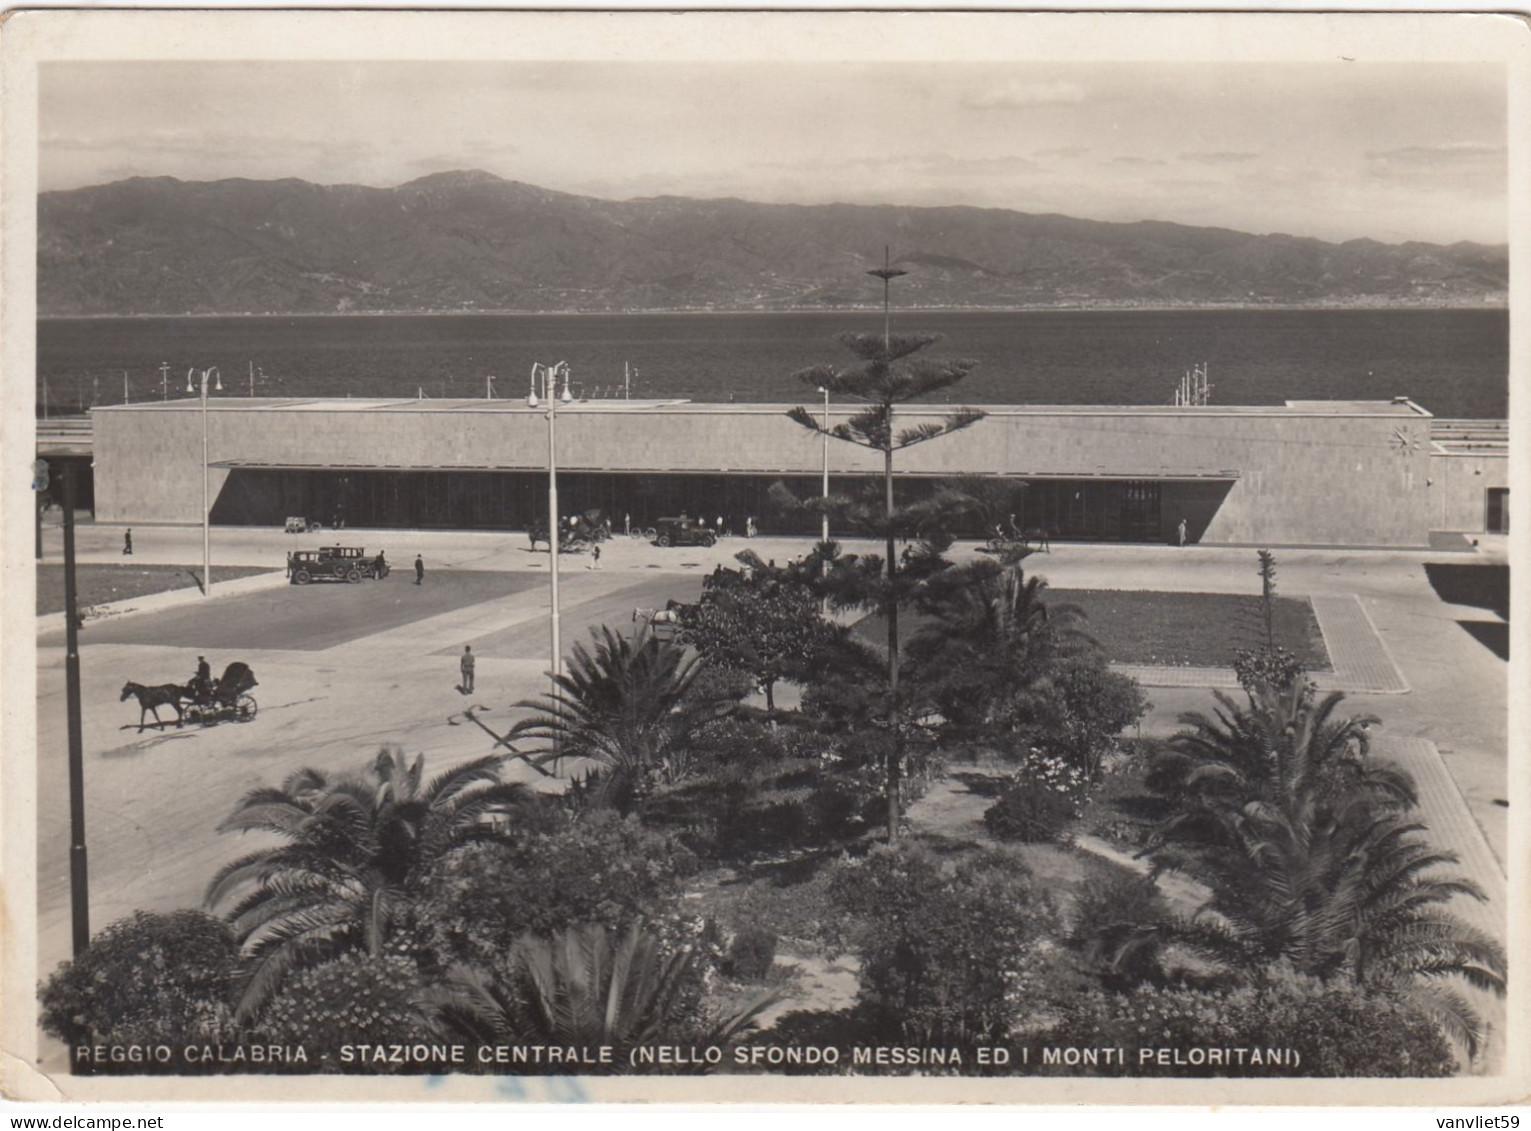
(84, 395, 1498, 548)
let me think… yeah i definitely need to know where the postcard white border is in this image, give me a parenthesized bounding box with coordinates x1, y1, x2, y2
(2, 7, 1527, 1107)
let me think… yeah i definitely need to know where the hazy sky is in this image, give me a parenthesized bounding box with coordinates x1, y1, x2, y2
(40, 60, 1507, 244)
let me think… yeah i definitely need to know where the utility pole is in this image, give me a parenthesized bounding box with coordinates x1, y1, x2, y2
(159, 362, 170, 401)
(530, 362, 573, 709)
(62, 463, 90, 959)
(188, 367, 221, 595)
(865, 245, 909, 842)
(123, 371, 129, 405)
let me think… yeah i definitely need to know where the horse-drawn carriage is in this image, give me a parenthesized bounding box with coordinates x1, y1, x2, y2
(185, 662, 259, 726)
(120, 662, 258, 731)
(528, 510, 612, 552)
(631, 599, 694, 641)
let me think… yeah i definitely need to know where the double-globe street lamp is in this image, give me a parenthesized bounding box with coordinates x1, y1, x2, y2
(187, 366, 221, 596)
(529, 361, 573, 697)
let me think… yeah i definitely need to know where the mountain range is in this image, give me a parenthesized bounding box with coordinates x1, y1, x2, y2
(37, 170, 1508, 316)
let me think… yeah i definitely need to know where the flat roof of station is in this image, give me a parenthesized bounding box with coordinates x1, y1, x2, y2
(95, 396, 1434, 418)
(210, 458, 1241, 481)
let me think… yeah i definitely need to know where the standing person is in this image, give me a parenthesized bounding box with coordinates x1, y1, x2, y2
(624, 512, 631, 537)
(414, 555, 425, 585)
(122, 528, 133, 555)
(1177, 518, 1188, 548)
(716, 515, 724, 538)
(459, 645, 475, 694)
(588, 543, 601, 570)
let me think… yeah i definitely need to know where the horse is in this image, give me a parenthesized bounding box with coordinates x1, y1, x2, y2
(632, 598, 693, 638)
(632, 605, 680, 627)
(120, 681, 188, 732)
(1025, 527, 1051, 553)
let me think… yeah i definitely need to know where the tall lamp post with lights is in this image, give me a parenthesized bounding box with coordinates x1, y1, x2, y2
(187, 366, 221, 596)
(529, 361, 573, 693)
(818, 386, 831, 545)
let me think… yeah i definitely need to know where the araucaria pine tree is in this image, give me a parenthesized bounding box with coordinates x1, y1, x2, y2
(786, 329, 982, 840)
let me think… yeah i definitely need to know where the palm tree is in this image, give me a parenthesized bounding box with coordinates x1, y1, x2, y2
(1143, 684, 1506, 1060)
(432, 923, 774, 1070)
(510, 625, 731, 809)
(905, 559, 1087, 737)
(207, 746, 525, 1022)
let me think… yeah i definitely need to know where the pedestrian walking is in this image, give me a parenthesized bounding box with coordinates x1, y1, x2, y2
(122, 528, 133, 555)
(414, 555, 425, 584)
(1177, 518, 1188, 548)
(459, 645, 475, 694)
(589, 543, 601, 570)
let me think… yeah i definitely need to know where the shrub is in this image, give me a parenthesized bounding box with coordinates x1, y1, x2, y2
(1233, 645, 1308, 693)
(1066, 865, 1175, 991)
(255, 954, 433, 1071)
(1034, 654, 1151, 779)
(982, 747, 1088, 843)
(40, 910, 237, 1049)
(829, 845, 1059, 1046)
(707, 865, 842, 957)
(415, 809, 696, 970)
(682, 664, 757, 711)
(724, 924, 779, 981)
(642, 720, 880, 859)
(983, 782, 1078, 842)
(1038, 980, 1457, 1077)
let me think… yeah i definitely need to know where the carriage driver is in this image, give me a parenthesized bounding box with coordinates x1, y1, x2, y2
(191, 655, 213, 703)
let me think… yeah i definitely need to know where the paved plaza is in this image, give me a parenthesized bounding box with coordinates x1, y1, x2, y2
(27, 519, 1513, 1068)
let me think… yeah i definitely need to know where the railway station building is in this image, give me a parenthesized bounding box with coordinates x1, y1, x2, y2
(76, 396, 1507, 548)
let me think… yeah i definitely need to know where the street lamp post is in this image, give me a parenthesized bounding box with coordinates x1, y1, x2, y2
(818, 385, 831, 613)
(529, 361, 573, 695)
(819, 386, 831, 546)
(186, 366, 221, 595)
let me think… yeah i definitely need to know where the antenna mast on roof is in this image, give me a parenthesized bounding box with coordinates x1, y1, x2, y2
(1173, 362, 1211, 406)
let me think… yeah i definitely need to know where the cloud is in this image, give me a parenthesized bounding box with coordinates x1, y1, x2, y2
(961, 80, 1089, 110)
(1034, 146, 1089, 159)
(1179, 151, 1259, 165)
(463, 138, 522, 156)
(1149, 177, 1222, 191)
(1111, 156, 1168, 167)
(745, 152, 1039, 178)
(401, 151, 518, 175)
(1365, 143, 1505, 168)
(43, 130, 374, 166)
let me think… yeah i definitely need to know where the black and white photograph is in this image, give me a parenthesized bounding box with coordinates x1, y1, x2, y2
(2, 8, 1525, 1108)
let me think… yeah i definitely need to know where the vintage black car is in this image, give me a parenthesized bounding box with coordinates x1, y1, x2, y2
(288, 546, 388, 584)
(653, 517, 717, 548)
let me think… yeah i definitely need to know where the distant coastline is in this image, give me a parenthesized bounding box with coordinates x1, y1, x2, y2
(37, 298, 1510, 321)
